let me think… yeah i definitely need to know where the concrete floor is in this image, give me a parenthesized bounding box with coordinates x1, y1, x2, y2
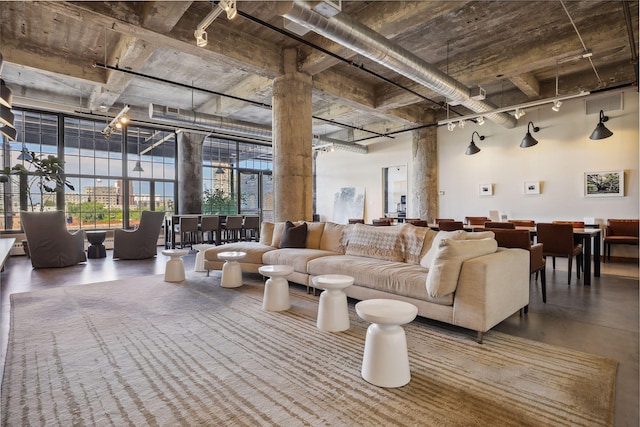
(1, 249, 638, 426)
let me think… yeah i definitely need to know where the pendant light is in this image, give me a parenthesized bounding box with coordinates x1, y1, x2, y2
(520, 121, 539, 148)
(589, 110, 613, 140)
(465, 131, 484, 155)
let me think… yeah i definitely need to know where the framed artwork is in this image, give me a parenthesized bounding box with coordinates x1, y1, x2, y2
(479, 184, 493, 196)
(524, 181, 540, 195)
(584, 170, 624, 197)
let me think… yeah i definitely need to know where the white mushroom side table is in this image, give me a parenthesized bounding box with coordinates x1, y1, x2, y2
(161, 249, 189, 282)
(312, 274, 354, 332)
(355, 299, 418, 388)
(217, 251, 247, 288)
(258, 264, 294, 311)
(192, 243, 216, 272)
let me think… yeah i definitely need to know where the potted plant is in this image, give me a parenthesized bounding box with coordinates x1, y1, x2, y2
(1, 149, 75, 212)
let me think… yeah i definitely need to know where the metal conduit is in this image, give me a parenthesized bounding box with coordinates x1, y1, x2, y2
(149, 103, 368, 154)
(278, 1, 517, 129)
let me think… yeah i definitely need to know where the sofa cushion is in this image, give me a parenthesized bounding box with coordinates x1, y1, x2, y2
(280, 221, 307, 248)
(401, 223, 431, 264)
(345, 223, 404, 262)
(426, 238, 498, 298)
(305, 222, 325, 249)
(420, 230, 467, 268)
(319, 222, 348, 254)
(271, 222, 287, 247)
(307, 255, 453, 305)
(259, 222, 274, 246)
(263, 248, 337, 273)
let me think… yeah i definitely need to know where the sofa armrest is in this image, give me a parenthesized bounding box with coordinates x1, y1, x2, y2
(452, 248, 529, 333)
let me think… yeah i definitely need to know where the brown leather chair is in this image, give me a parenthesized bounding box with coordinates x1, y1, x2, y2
(465, 216, 491, 226)
(348, 218, 365, 224)
(604, 219, 639, 262)
(372, 218, 393, 226)
(438, 221, 464, 231)
(481, 228, 546, 306)
(536, 223, 583, 285)
(508, 219, 536, 227)
(484, 222, 516, 229)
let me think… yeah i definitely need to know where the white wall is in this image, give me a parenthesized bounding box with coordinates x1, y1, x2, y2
(315, 88, 639, 256)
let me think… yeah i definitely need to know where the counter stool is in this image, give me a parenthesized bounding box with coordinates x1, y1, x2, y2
(355, 299, 418, 388)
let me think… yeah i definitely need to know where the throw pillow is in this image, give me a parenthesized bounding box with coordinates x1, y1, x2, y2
(425, 238, 498, 298)
(259, 221, 274, 246)
(466, 231, 495, 240)
(419, 230, 467, 268)
(279, 221, 308, 248)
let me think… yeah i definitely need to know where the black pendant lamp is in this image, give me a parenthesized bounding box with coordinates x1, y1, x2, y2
(465, 131, 484, 155)
(520, 121, 539, 148)
(589, 110, 613, 140)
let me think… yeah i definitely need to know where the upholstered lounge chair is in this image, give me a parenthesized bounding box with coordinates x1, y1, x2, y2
(113, 210, 166, 259)
(20, 210, 87, 268)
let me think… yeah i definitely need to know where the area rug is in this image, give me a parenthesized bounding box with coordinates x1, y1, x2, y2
(2, 272, 617, 426)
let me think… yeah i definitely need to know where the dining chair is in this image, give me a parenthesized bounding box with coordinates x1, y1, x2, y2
(372, 218, 393, 226)
(483, 228, 546, 307)
(484, 222, 516, 229)
(179, 216, 200, 249)
(508, 219, 536, 227)
(465, 216, 491, 226)
(199, 215, 220, 245)
(604, 219, 639, 262)
(536, 223, 583, 285)
(438, 221, 464, 231)
(242, 215, 260, 241)
(224, 215, 244, 242)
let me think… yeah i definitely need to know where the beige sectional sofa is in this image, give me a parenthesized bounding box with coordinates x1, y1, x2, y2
(203, 221, 529, 342)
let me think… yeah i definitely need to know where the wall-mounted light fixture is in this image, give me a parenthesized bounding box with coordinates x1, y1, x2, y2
(465, 131, 484, 155)
(520, 121, 540, 148)
(589, 110, 613, 140)
(101, 105, 130, 139)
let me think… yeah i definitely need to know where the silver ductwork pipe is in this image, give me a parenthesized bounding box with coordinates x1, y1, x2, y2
(149, 103, 368, 153)
(278, 1, 517, 129)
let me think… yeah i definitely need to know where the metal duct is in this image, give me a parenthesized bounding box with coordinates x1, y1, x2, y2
(149, 103, 367, 153)
(278, 1, 517, 129)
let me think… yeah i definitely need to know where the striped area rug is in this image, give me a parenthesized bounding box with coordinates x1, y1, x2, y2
(2, 273, 616, 426)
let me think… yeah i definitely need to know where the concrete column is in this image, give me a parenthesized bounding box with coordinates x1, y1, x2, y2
(176, 131, 205, 214)
(411, 125, 438, 222)
(272, 47, 313, 222)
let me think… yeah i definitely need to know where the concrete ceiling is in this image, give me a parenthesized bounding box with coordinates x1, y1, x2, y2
(1, 1, 637, 145)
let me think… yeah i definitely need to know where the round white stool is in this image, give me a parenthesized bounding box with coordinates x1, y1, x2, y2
(312, 274, 354, 332)
(258, 265, 294, 311)
(217, 251, 247, 288)
(193, 244, 216, 272)
(355, 299, 418, 388)
(161, 249, 189, 282)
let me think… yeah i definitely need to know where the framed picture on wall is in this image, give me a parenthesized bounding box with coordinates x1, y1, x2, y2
(479, 184, 493, 196)
(584, 170, 624, 197)
(524, 181, 540, 195)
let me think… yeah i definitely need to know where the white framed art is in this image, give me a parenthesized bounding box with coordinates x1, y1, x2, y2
(524, 181, 540, 195)
(584, 170, 624, 197)
(479, 184, 493, 196)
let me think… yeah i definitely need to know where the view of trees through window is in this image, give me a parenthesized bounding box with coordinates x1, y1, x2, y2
(1, 109, 274, 233)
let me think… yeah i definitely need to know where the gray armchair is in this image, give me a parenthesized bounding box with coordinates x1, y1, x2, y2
(20, 210, 87, 268)
(113, 211, 166, 260)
